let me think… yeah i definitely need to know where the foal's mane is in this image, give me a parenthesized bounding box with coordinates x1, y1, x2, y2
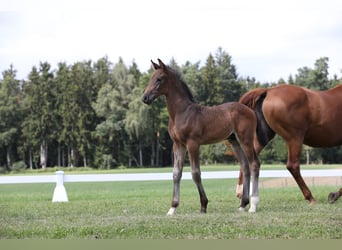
(168, 66, 195, 103)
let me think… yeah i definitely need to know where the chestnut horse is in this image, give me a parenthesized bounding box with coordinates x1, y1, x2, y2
(142, 59, 260, 214)
(237, 84, 342, 204)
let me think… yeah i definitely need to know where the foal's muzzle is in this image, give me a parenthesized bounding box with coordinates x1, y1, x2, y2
(142, 94, 154, 105)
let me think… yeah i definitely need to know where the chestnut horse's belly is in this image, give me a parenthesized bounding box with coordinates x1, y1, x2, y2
(304, 127, 342, 147)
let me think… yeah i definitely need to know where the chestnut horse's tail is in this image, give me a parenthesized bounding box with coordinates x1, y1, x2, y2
(239, 88, 275, 148)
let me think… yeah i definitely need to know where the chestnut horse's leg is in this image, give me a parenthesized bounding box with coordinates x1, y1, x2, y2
(247, 150, 260, 213)
(187, 141, 208, 213)
(167, 143, 186, 216)
(286, 141, 316, 204)
(235, 140, 264, 199)
(239, 139, 260, 213)
(235, 166, 260, 207)
(235, 167, 243, 199)
(328, 188, 342, 204)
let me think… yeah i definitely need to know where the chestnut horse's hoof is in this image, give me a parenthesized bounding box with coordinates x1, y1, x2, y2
(309, 198, 317, 205)
(328, 192, 339, 204)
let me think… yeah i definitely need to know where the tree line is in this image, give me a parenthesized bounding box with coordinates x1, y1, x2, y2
(1, 47, 341, 171)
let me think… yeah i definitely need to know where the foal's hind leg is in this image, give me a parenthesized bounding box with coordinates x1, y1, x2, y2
(187, 141, 208, 213)
(229, 136, 250, 211)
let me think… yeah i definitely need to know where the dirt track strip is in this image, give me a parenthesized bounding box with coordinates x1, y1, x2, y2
(261, 176, 342, 188)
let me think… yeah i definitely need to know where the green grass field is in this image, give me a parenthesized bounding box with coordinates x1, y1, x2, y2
(0, 174, 341, 239)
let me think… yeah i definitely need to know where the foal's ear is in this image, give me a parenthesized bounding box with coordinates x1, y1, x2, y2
(157, 59, 166, 70)
(151, 60, 160, 70)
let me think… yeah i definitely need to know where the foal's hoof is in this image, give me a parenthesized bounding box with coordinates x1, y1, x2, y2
(328, 192, 339, 204)
(167, 207, 176, 216)
(238, 207, 246, 212)
(200, 208, 207, 214)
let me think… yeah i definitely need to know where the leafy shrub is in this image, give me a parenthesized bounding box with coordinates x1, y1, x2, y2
(99, 154, 117, 169)
(11, 161, 27, 172)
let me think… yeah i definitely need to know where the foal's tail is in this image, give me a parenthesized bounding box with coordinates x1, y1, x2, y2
(239, 88, 275, 148)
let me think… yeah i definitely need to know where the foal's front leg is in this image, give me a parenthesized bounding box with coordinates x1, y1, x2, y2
(167, 144, 186, 216)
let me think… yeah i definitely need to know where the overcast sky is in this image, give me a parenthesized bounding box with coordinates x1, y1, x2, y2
(1, 0, 342, 82)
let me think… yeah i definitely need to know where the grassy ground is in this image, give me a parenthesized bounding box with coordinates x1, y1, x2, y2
(0, 178, 341, 239)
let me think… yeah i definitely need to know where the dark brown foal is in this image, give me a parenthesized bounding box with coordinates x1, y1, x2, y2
(142, 59, 260, 214)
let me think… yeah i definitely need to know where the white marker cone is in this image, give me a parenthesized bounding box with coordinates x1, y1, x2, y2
(52, 171, 68, 202)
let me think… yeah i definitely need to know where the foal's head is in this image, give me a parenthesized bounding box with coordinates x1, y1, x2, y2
(142, 59, 194, 105)
(142, 59, 171, 105)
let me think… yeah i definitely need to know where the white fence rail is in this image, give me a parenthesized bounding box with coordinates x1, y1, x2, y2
(1, 169, 342, 185)
(0, 169, 341, 202)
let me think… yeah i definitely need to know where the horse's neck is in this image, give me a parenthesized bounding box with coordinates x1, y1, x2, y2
(165, 92, 193, 121)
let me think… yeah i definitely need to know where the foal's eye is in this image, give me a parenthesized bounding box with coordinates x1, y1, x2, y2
(156, 77, 162, 84)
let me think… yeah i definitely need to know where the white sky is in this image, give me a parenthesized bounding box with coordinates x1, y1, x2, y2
(1, 0, 342, 82)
